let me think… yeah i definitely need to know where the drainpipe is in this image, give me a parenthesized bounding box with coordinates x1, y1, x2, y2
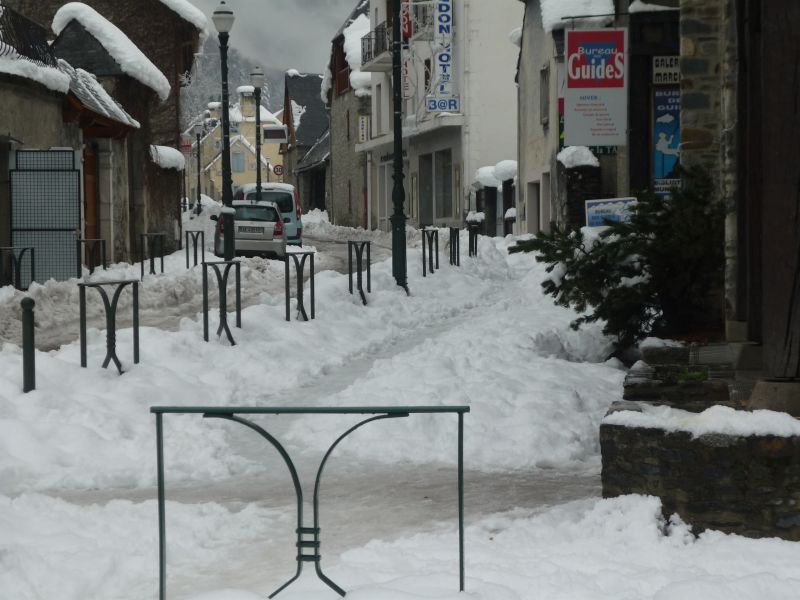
(461, 0, 471, 216)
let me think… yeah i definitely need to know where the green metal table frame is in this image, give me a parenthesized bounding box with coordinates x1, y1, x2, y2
(150, 405, 469, 598)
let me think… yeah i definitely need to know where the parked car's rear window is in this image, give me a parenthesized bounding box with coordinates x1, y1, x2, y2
(234, 205, 279, 222)
(245, 191, 293, 213)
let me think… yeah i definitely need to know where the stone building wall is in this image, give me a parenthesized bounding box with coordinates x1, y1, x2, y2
(330, 93, 369, 228)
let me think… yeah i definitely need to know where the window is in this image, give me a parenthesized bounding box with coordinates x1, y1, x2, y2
(232, 152, 245, 172)
(234, 205, 279, 222)
(376, 83, 383, 135)
(540, 65, 550, 126)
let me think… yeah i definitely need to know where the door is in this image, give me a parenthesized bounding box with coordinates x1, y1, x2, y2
(10, 150, 81, 286)
(83, 145, 100, 268)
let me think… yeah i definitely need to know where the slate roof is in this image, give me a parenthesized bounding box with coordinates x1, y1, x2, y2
(297, 129, 330, 173)
(285, 72, 328, 149)
(332, 0, 370, 41)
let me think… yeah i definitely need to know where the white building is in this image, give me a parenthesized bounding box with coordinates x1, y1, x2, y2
(356, 0, 523, 232)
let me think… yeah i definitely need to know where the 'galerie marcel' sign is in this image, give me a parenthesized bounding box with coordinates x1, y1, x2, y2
(564, 29, 628, 146)
(426, 0, 460, 113)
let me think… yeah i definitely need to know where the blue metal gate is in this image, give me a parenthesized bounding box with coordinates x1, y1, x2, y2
(10, 149, 81, 287)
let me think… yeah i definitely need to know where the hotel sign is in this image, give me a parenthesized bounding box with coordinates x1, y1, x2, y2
(564, 29, 628, 146)
(427, 0, 460, 113)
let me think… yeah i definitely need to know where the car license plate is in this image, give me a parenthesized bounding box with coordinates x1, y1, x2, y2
(238, 226, 264, 234)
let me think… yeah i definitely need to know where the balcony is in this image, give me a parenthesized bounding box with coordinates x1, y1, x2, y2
(0, 6, 59, 67)
(361, 22, 392, 72)
(411, 3, 434, 41)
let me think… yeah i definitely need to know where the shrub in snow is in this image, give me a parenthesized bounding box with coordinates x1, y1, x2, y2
(509, 168, 725, 351)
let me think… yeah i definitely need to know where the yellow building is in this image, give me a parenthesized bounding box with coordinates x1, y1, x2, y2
(186, 86, 285, 203)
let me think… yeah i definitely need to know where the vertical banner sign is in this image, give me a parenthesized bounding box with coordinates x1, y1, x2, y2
(652, 57, 680, 197)
(427, 0, 460, 112)
(401, 0, 412, 40)
(565, 29, 627, 146)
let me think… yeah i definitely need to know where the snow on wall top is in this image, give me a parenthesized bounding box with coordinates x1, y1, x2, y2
(628, 0, 678, 13)
(287, 68, 301, 78)
(557, 146, 600, 168)
(52, 3, 171, 101)
(343, 13, 372, 97)
(0, 56, 70, 93)
(540, 0, 614, 32)
(157, 0, 209, 37)
(236, 85, 255, 95)
(150, 145, 185, 171)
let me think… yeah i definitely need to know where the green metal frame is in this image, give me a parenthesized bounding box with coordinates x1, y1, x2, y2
(151, 405, 469, 598)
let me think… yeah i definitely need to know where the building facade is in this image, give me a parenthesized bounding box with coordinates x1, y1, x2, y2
(357, 0, 523, 232)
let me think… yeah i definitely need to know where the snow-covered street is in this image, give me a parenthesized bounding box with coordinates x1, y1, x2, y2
(2, 215, 799, 599)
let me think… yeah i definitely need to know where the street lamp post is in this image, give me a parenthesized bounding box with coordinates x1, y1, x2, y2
(213, 1, 235, 261)
(391, 0, 408, 291)
(193, 123, 203, 215)
(250, 66, 265, 203)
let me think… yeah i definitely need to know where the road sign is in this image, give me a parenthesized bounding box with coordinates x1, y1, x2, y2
(273, 164, 284, 177)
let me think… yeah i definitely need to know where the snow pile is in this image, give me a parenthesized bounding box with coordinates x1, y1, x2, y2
(229, 102, 280, 125)
(236, 85, 254, 95)
(158, 0, 209, 37)
(149, 145, 186, 170)
(494, 159, 518, 182)
(508, 27, 522, 47)
(505, 207, 517, 220)
(52, 3, 171, 101)
(604, 404, 800, 438)
(474, 166, 501, 189)
(540, 0, 615, 32)
(0, 56, 70, 94)
(639, 336, 684, 349)
(466, 211, 485, 223)
(629, 0, 678, 13)
(343, 13, 372, 97)
(291, 99, 306, 130)
(320, 64, 333, 103)
(557, 145, 600, 169)
(286, 68, 300, 78)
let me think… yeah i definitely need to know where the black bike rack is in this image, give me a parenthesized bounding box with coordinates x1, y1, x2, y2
(467, 223, 480, 257)
(202, 261, 242, 345)
(449, 227, 461, 267)
(185, 230, 206, 268)
(79, 279, 140, 374)
(140, 233, 165, 280)
(0, 246, 35, 290)
(348, 241, 371, 305)
(285, 250, 315, 322)
(76, 238, 107, 277)
(422, 227, 439, 277)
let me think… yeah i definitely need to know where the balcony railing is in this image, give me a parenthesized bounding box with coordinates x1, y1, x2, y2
(361, 21, 390, 66)
(0, 6, 59, 67)
(412, 3, 434, 40)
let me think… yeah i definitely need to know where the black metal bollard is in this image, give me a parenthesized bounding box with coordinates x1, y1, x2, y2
(0, 247, 35, 290)
(139, 233, 166, 280)
(202, 260, 241, 345)
(79, 280, 140, 374)
(76, 238, 108, 278)
(421, 227, 439, 277)
(285, 250, 315, 322)
(449, 227, 461, 267)
(348, 241, 371, 305)
(21, 297, 35, 393)
(185, 230, 206, 268)
(467, 223, 480, 257)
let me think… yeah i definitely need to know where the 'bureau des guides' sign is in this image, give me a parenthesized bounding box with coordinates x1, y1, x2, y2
(564, 29, 627, 147)
(427, 0, 460, 113)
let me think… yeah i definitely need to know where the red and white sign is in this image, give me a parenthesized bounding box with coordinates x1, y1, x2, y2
(564, 29, 627, 146)
(179, 135, 193, 154)
(273, 164, 284, 177)
(401, 0, 412, 40)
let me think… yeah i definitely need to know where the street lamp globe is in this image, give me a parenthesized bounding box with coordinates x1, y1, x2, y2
(250, 65, 265, 90)
(212, 1, 235, 34)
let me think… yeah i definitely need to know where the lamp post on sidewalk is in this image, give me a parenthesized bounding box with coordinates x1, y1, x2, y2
(390, 0, 408, 291)
(250, 65, 265, 203)
(193, 123, 203, 215)
(213, 1, 235, 261)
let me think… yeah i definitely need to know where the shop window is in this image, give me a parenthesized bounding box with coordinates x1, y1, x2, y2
(232, 152, 245, 173)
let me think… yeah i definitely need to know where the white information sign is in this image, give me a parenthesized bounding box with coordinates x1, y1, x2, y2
(426, 0, 459, 113)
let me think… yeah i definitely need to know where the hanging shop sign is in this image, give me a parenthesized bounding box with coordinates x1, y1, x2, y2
(427, 0, 460, 113)
(585, 197, 637, 227)
(653, 87, 681, 196)
(564, 29, 628, 146)
(358, 115, 370, 143)
(401, 0, 413, 40)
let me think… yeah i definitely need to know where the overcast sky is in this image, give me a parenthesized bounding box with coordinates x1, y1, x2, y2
(191, 0, 359, 73)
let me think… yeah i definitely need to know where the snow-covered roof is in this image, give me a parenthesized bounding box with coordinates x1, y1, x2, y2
(495, 160, 518, 182)
(236, 85, 255, 95)
(343, 14, 372, 97)
(291, 99, 306, 131)
(557, 146, 600, 169)
(0, 55, 70, 93)
(540, 0, 615, 32)
(150, 145, 185, 171)
(52, 3, 171, 101)
(286, 68, 301, 78)
(628, 0, 678, 12)
(59, 59, 140, 129)
(228, 102, 281, 125)
(157, 0, 209, 37)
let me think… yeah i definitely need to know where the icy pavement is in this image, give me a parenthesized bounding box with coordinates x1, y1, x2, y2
(2, 212, 799, 599)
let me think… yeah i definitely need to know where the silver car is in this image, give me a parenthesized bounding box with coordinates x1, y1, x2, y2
(213, 201, 286, 258)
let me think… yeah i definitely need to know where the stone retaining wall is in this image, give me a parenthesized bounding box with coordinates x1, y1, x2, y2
(601, 421, 800, 540)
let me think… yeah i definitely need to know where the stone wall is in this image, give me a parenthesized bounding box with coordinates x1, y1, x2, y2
(601, 420, 800, 540)
(330, 92, 369, 228)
